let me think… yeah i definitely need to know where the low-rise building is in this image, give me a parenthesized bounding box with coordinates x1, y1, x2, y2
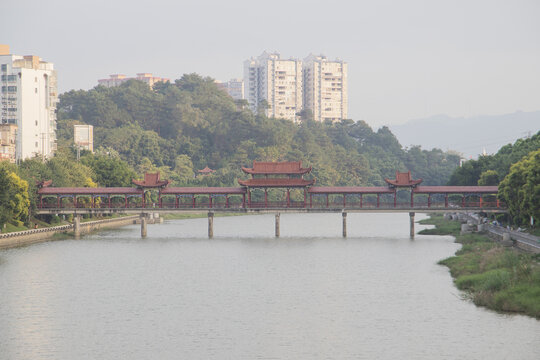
(98, 73, 169, 88)
(0, 123, 17, 162)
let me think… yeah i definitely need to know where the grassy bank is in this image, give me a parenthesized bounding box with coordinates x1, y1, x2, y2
(420, 214, 540, 319)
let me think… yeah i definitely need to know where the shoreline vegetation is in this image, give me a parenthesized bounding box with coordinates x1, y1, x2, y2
(419, 214, 540, 319)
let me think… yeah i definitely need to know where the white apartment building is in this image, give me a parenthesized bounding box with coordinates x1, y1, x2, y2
(0, 45, 58, 161)
(216, 78, 244, 100)
(244, 52, 303, 122)
(303, 54, 348, 122)
(98, 73, 170, 88)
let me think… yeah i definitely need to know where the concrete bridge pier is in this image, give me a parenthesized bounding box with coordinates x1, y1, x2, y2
(208, 212, 214, 238)
(74, 215, 81, 238)
(275, 213, 280, 238)
(409, 212, 415, 238)
(140, 214, 147, 238)
(342, 212, 347, 237)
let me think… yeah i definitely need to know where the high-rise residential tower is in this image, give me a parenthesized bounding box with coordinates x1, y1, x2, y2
(244, 52, 303, 122)
(0, 45, 58, 161)
(303, 54, 348, 122)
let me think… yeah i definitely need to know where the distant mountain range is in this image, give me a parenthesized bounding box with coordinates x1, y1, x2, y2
(389, 111, 540, 159)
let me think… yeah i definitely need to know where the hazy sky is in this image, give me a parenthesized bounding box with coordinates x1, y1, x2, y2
(2, 0, 539, 127)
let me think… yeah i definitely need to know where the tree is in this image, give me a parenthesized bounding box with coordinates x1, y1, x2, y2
(0, 167, 30, 229)
(81, 154, 136, 187)
(478, 170, 499, 186)
(498, 149, 540, 226)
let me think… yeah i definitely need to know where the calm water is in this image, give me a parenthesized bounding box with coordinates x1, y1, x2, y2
(0, 213, 539, 359)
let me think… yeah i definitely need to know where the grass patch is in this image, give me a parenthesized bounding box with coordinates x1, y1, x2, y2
(418, 214, 461, 235)
(3, 222, 29, 233)
(426, 214, 540, 319)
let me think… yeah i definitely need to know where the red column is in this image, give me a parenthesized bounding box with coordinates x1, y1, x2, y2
(226, 195, 229, 208)
(445, 195, 448, 208)
(394, 191, 397, 208)
(479, 196, 483, 208)
(496, 199, 500, 208)
(142, 191, 145, 208)
(74, 195, 77, 209)
(92, 196, 95, 208)
(287, 189, 290, 207)
(159, 193, 162, 208)
(176, 195, 179, 209)
(125, 195, 128, 208)
(310, 193, 313, 208)
(428, 194, 431, 208)
(360, 194, 363, 208)
(410, 191, 414, 207)
(242, 193, 246, 208)
(264, 188, 268, 208)
(57, 196, 60, 208)
(209, 195, 213, 208)
(39, 195, 43, 208)
(343, 194, 346, 207)
(377, 194, 380, 208)
(462, 195, 465, 208)
(108, 195, 111, 208)
(248, 190, 251, 208)
(304, 189, 307, 208)
(326, 194, 329, 208)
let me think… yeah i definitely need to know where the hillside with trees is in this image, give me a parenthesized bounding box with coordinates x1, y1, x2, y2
(57, 74, 460, 187)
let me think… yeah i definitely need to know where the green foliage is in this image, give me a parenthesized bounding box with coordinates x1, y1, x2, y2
(498, 148, 540, 226)
(55, 74, 460, 188)
(427, 214, 540, 318)
(0, 165, 30, 229)
(80, 154, 136, 187)
(448, 131, 540, 186)
(478, 170, 499, 186)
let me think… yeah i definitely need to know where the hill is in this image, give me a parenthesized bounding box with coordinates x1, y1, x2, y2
(389, 111, 540, 159)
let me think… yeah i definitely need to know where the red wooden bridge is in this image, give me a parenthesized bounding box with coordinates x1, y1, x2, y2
(36, 162, 504, 214)
(35, 162, 505, 238)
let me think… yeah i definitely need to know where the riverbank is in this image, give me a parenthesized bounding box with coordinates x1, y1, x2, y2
(419, 214, 540, 319)
(0, 215, 139, 250)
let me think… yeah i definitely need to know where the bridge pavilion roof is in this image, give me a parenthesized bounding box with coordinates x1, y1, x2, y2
(238, 178, 315, 188)
(413, 186, 498, 194)
(384, 171, 423, 187)
(242, 161, 312, 175)
(132, 172, 170, 188)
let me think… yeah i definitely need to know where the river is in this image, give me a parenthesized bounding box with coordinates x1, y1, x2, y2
(0, 213, 539, 359)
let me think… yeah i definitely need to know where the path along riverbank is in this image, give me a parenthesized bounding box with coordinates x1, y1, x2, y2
(420, 214, 540, 319)
(0, 215, 140, 250)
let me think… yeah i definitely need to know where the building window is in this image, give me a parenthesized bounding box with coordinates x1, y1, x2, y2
(35, 88, 38, 94)
(35, 120, 38, 126)
(35, 142, 38, 148)
(1, 64, 6, 71)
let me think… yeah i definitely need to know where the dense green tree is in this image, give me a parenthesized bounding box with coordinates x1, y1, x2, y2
(498, 149, 540, 227)
(0, 166, 30, 228)
(81, 154, 136, 187)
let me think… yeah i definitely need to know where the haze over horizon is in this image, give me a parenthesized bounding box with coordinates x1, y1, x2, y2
(2, 0, 539, 127)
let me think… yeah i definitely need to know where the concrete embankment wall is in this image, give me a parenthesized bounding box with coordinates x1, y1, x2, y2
(0, 216, 139, 250)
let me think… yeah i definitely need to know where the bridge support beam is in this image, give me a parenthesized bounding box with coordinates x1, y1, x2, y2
(74, 215, 81, 238)
(409, 212, 415, 238)
(275, 213, 280, 238)
(342, 212, 347, 238)
(208, 212, 214, 238)
(141, 215, 147, 238)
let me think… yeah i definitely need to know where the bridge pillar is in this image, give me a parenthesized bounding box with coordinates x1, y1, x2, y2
(141, 215, 147, 238)
(342, 212, 347, 238)
(409, 212, 415, 238)
(275, 213, 280, 237)
(74, 215, 81, 239)
(208, 212, 214, 238)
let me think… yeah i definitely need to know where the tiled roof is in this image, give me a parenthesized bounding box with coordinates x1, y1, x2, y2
(242, 161, 312, 175)
(161, 187, 246, 195)
(413, 186, 498, 194)
(238, 178, 315, 187)
(308, 186, 394, 194)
